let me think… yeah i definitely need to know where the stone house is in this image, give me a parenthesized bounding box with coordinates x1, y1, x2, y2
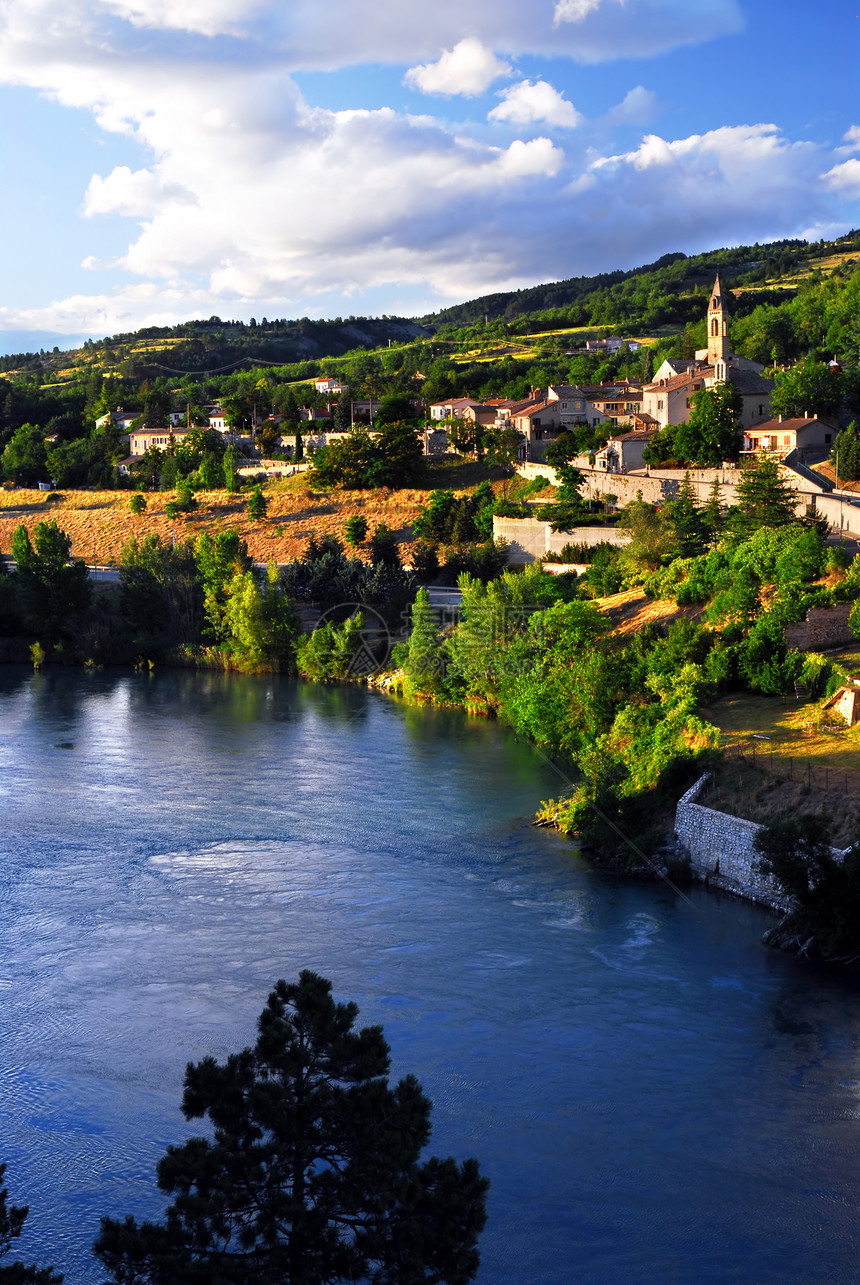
(594, 428, 660, 473)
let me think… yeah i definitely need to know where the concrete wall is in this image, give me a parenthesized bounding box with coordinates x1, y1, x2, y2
(493, 516, 631, 565)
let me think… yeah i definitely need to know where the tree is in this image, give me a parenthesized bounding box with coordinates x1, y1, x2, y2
(771, 357, 842, 419)
(482, 427, 523, 491)
(0, 1162, 63, 1284)
(646, 384, 742, 468)
(371, 421, 424, 488)
(247, 484, 268, 522)
(332, 395, 352, 434)
(402, 587, 445, 696)
(94, 972, 488, 1285)
(1, 423, 48, 486)
(667, 472, 709, 558)
(165, 480, 198, 520)
(223, 444, 239, 493)
(729, 456, 799, 539)
(343, 514, 368, 548)
(129, 492, 147, 515)
(369, 524, 401, 567)
(195, 530, 252, 644)
(119, 535, 202, 652)
(10, 520, 91, 640)
(754, 816, 860, 960)
(673, 383, 742, 466)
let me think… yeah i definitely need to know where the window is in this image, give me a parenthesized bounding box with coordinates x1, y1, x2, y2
(784, 436, 791, 446)
(825, 434, 832, 444)
(657, 399, 664, 410)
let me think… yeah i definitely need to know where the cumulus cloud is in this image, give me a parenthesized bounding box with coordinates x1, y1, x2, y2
(82, 166, 196, 217)
(824, 158, 860, 196)
(489, 80, 582, 128)
(606, 85, 659, 125)
(0, 0, 855, 336)
(404, 38, 511, 97)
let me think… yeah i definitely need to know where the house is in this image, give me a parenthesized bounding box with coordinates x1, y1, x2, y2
(429, 397, 484, 421)
(546, 383, 642, 429)
(743, 417, 835, 460)
(641, 276, 773, 432)
(128, 426, 194, 456)
(208, 409, 230, 433)
(594, 428, 660, 474)
(95, 406, 138, 432)
(315, 377, 347, 395)
(584, 337, 642, 354)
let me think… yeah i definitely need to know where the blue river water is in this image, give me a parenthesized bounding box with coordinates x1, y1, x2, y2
(1, 666, 860, 1284)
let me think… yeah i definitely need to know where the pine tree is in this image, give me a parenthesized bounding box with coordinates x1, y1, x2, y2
(333, 395, 352, 434)
(246, 483, 268, 522)
(668, 471, 709, 558)
(730, 457, 799, 539)
(94, 972, 487, 1285)
(703, 477, 723, 545)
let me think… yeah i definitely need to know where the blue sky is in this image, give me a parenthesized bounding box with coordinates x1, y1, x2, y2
(0, 0, 857, 354)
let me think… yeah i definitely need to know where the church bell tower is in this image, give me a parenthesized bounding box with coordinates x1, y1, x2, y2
(707, 273, 729, 367)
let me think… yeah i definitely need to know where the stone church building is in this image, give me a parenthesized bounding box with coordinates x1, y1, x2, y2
(640, 275, 773, 432)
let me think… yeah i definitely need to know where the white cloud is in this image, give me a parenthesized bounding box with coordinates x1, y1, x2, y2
(553, 0, 603, 23)
(606, 85, 659, 126)
(824, 158, 860, 196)
(489, 80, 582, 128)
(0, 0, 854, 336)
(836, 125, 860, 156)
(82, 166, 196, 217)
(404, 38, 511, 97)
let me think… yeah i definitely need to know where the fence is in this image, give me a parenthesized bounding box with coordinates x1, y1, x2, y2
(721, 739, 851, 794)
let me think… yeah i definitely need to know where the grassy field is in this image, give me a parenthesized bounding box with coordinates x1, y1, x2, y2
(0, 458, 502, 566)
(701, 685, 860, 786)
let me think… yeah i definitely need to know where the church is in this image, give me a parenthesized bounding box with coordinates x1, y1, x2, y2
(639, 275, 773, 432)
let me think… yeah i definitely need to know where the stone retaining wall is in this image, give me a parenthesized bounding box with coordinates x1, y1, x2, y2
(674, 775, 791, 911)
(785, 602, 857, 651)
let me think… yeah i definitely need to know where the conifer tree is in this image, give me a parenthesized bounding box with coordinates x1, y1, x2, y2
(729, 457, 799, 539)
(703, 477, 723, 545)
(94, 972, 487, 1285)
(246, 483, 268, 522)
(668, 471, 709, 558)
(404, 586, 445, 694)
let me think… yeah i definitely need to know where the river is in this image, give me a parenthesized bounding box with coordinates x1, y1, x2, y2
(1, 667, 859, 1283)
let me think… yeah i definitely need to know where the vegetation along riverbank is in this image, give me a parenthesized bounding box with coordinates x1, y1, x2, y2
(4, 233, 860, 961)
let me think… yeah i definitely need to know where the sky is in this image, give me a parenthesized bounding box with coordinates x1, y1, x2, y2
(0, 0, 858, 354)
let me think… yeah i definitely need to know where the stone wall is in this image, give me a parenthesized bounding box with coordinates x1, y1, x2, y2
(785, 602, 857, 651)
(674, 774, 791, 911)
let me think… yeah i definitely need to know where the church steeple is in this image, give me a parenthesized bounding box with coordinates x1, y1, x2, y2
(707, 273, 729, 367)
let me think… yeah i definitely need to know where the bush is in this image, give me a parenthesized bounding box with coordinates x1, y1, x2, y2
(129, 493, 147, 515)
